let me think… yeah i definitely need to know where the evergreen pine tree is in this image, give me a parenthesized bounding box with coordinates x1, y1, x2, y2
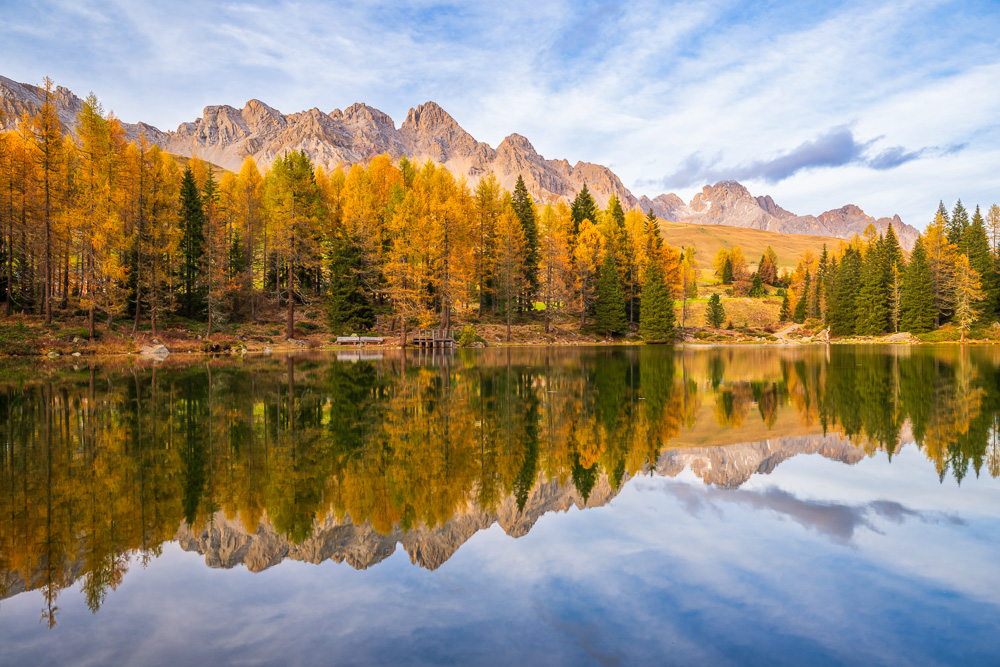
(793, 270, 810, 322)
(936, 200, 950, 226)
(569, 182, 598, 240)
(779, 291, 791, 322)
(830, 249, 861, 335)
(856, 242, 888, 335)
(824, 255, 838, 326)
(749, 271, 765, 297)
(639, 261, 674, 343)
(721, 256, 733, 284)
(949, 199, 968, 246)
(512, 174, 540, 298)
(179, 165, 205, 318)
(594, 252, 627, 338)
(964, 205, 996, 319)
(326, 234, 376, 334)
(901, 238, 933, 331)
(812, 244, 828, 320)
(706, 293, 725, 327)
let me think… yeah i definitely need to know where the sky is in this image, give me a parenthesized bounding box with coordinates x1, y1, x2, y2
(2, 0, 999, 228)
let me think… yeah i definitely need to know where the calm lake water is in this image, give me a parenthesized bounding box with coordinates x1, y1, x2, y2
(1, 345, 998, 666)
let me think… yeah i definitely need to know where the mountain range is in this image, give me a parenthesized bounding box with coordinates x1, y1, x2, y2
(0, 75, 918, 249)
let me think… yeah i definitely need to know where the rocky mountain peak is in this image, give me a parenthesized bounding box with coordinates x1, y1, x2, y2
(498, 133, 537, 155)
(402, 101, 460, 133)
(756, 194, 796, 219)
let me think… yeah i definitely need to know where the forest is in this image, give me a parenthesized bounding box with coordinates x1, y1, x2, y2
(1, 79, 999, 346)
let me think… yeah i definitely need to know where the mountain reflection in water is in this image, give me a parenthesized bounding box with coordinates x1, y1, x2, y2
(1, 345, 998, 627)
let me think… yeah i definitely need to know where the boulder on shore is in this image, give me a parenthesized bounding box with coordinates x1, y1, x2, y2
(140, 344, 170, 359)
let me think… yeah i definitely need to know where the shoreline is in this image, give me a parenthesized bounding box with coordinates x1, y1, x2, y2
(2, 313, 999, 361)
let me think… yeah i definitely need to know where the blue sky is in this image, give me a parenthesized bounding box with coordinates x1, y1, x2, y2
(2, 0, 998, 226)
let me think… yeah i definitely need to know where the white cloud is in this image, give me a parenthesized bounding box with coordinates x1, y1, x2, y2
(1, 0, 997, 226)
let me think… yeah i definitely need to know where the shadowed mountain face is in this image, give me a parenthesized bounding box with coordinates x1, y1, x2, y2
(2, 344, 998, 615)
(0, 75, 918, 247)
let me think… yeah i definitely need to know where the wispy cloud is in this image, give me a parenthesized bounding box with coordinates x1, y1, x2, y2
(668, 483, 966, 545)
(653, 127, 961, 188)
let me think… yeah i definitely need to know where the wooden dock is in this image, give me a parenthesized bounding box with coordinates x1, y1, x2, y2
(335, 336, 384, 346)
(409, 329, 457, 349)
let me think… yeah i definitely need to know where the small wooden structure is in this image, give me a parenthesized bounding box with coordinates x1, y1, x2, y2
(409, 329, 457, 349)
(335, 336, 384, 346)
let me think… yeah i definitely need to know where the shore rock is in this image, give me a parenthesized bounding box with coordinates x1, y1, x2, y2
(140, 344, 170, 359)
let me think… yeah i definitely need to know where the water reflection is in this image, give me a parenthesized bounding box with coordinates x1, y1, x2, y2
(1, 345, 999, 625)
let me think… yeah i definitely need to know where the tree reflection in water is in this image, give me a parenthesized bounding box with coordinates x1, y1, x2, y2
(1, 344, 998, 623)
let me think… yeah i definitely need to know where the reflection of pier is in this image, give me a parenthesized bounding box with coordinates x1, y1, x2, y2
(409, 329, 457, 349)
(336, 351, 385, 362)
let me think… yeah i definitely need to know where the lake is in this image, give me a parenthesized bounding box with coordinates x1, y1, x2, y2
(1, 345, 998, 666)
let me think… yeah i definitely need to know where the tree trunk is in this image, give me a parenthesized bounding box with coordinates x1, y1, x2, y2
(286, 258, 295, 340)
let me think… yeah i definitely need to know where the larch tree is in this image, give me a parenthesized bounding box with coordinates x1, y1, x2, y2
(496, 200, 526, 341)
(473, 173, 502, 315)
(573, 218, 604, 327)
(30, 77, 64, 324)
(924, 212, 957, 327)
(236, 158, 263, 319)
(538, 201, 570, 333)
(266, 150, 323, 340)
(987, 203, 1000, 254)
(679, 246, 697, 328)
(952, 254, 984, 342)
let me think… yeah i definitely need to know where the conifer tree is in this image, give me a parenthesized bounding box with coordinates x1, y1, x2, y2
(496, 201, 526, 341)
(569, 182, 597, 241)
(179, 165, 205, 318)
(511, 174, 539, 300)
(952, 254, 984, 342)
(721, 256, 733, 284)
(706, 293, 725, 328)
(830, 249, 860, 335)
(757, 250, 777, 285)
(793, 270, 810, 323)
(31, 77, 64, 324)
(965, 205, 996, 319)
(539, 202, 570, 333)
(779, 291, 791, 322)
(949, 199, 969, 247)
(856, 241, 888, 335)
(594, 252, 627, 339)
(749, 272, 765, 298)
(639, 261, 674, 343)
(900, 237, 934, 333)
(812, 245, 828, 320)
(924, 212, 956, 327)
(987, 203, 1000, 254)
(326, 233, 375, 334)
